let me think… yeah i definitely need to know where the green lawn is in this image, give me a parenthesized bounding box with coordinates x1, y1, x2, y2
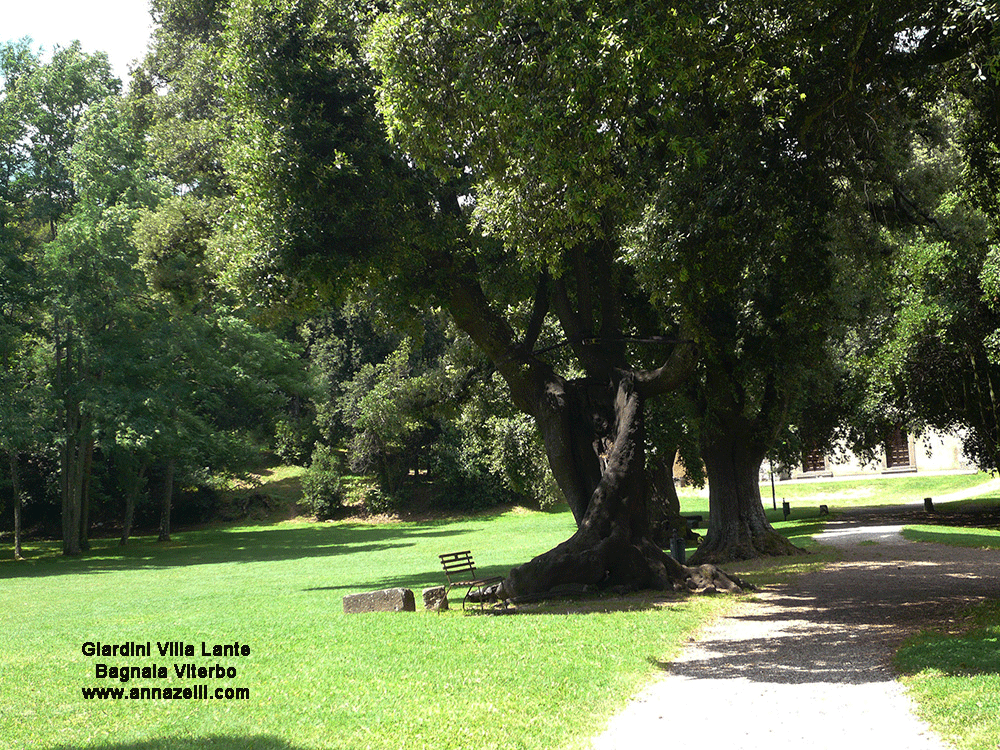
(6, 471, 996, 749)
(895, 601, 1000, 750)
(0, 509, 735, 750)
(679, 471, 995, 513)
(902, 525, 1000, 549)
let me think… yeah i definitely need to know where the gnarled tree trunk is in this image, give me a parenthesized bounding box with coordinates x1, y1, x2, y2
(497, 374, 743, 601)
(691, 418, 805, 564)
(445, 259, 741, 601)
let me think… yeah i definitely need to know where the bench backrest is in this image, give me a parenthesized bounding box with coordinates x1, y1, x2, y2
(439, 550, 477, 583)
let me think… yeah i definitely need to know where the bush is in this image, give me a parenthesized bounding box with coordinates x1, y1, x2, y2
(300, 444, 343, 519)
(361, 486, 399, 515)
(273, 417, 316, 465)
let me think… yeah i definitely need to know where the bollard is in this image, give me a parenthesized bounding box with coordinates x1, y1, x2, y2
(669, 536, 686, 565)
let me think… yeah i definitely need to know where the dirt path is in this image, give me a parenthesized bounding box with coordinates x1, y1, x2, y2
(591, 509, 1000, 749)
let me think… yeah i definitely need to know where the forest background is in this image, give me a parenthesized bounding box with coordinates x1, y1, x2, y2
(1, 1, 998, 589)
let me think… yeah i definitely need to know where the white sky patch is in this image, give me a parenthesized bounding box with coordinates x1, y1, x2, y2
(4, 0, 154, 84)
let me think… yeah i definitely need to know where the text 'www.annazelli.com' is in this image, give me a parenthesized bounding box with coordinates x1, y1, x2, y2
(82, 685, 250, 701)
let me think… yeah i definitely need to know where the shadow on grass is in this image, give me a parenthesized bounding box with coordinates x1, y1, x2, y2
(895, 600, 1000, 678)
(49, 735, 305, 750)
(0, 522, 473, 579)
(896, 630, 1000, 677)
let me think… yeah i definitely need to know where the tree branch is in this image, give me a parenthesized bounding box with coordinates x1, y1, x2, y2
(522, 271, 549, 352)
(443, 259, 552, 416)
(634, 339, 699, 399)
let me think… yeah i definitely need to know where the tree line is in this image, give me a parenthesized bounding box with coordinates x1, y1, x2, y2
(2, 0, 998, 597)
(0, 29, 553, 559)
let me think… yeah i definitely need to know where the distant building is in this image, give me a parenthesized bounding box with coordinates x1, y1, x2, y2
(786, 427, 974, 480)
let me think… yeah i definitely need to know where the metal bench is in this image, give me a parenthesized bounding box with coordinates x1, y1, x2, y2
(439, 550, 503, 610)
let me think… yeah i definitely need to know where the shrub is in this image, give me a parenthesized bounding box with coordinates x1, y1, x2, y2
(361, 485, 399, 515)
(273, 417, 316, 465)
(300, 443, 343, 519)
(426, 437, 506, 511)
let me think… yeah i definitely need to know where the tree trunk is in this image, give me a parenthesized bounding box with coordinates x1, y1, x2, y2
(79, 438, 95, 551)
(61, 405, 87, 556)
(646, 447, 687, 548)
(121, 491, 136, 546)
(119, 456, 146, 547)
(691, 425, 805, 564)
(158, 458, 175, 542)
(441, 264, 727, 601)
(9, 452, 24, 561)
(496, 374, 744, 602)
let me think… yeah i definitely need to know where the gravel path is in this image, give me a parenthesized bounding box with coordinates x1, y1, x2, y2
(591, 507, 1000, 749)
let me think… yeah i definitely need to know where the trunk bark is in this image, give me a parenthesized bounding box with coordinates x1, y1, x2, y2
(158, 458, 175, 542)
(9, 452, 24, 561)
(440, 259, 723, 601)
(78, 438, 95, 551)
(61, 406, 88, 556)
(496, 374, 744, 602)
(691, 426, 805, 564)
(119, 456, 146, 547)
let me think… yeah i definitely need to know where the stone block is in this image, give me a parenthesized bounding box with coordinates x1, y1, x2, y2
(343, 588, 415, 614)
(422, 585, 448, 611)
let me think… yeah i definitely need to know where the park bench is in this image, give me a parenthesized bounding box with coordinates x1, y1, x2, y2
(439, 550, 504, 610)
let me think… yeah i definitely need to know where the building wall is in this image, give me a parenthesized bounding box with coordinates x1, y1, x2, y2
(790, 428, 973, 479)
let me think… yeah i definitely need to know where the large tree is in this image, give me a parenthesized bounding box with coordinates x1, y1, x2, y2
(220, 0, 750, 599)
(0, 42, 126, 554)
(217, 0, 983, 592)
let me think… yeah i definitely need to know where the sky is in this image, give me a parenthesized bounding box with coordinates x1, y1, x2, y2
(5, 0, 154, 83)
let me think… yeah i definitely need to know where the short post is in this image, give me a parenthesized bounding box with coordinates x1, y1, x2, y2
(770, 466, 777, 510)
(669, 535, 686, 565)
(924, 497, 935, 513)
(782, 501, 790, 520)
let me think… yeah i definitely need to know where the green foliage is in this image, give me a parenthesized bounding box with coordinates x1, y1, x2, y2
(220, 0, 420, 308)
(845, 102, 1000, 470)
(360, 485, 397, 515)
(134, 0, 231, 196)
(339, 338, 432, 498)
(448, 372, 559, 510)
(299, 443, 343, 519)
(133, 195, 224, 306)
(367, 0, 716, 261)
(272, 416, 316, 465)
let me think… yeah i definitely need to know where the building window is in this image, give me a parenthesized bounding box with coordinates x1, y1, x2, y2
(885, 428, 912, 468)
(802, 446, 826, 473)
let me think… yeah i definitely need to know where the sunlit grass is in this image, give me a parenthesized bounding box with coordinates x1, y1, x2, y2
(0, 509, 734, 750)
(901, 525, 1000, 550)
(679, 471, 994, 514)
(895, 601, 1000, 750)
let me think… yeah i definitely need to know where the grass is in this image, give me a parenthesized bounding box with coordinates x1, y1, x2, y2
(895, 601, 1000, 750)
(902, 525, 1000, 549)
(679, 471, 995, 511)
(7, 469, 995, 749)
(1, 508, 739, 750)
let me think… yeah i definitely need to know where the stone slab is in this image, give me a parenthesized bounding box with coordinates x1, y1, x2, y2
(343, 587, 415, 613)
(422, 585, 448, 611)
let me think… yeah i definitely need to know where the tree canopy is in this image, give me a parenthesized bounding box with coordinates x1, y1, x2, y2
(3, 0, 999, 592)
